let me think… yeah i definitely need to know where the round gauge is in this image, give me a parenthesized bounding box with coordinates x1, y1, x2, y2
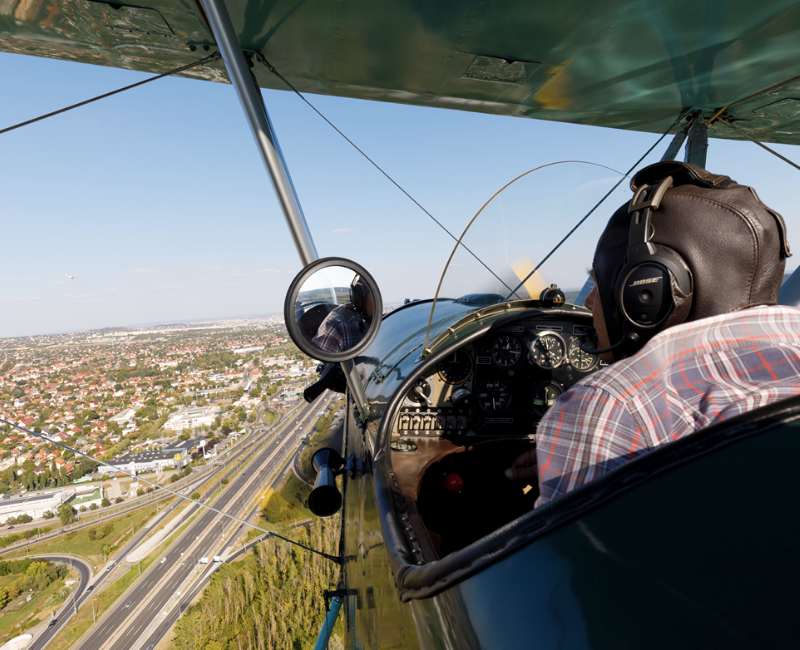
(404, 379, 432, 406)
(528, 331, 566, 369)
(567, 337, 599, 372)
(477, 378, 512, 413)
(491, 335, 524, 369)
(532, 382, 563, 416)
(438, 349, 473, 384)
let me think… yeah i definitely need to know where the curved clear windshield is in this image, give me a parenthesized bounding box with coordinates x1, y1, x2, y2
(434, 161, 633, 306)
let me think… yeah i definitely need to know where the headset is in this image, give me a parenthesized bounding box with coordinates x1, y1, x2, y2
(614, 175, 693, 333)
(350, 274, 370, 316)
(581, 175, 694, 357)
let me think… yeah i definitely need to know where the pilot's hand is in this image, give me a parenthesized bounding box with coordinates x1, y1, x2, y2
(505, 448, 538, 481)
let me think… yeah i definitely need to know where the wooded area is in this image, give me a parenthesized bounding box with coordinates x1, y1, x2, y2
(171, 519, 343, 650)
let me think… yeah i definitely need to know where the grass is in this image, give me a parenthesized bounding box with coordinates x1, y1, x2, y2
(46, 524, 173, 650)
(0, 565, 78, 646)
(245, 473, 314, 543)
(1, 502, 162, 568)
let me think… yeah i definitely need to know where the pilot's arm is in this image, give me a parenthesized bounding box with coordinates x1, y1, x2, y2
(526, 382, 642, 507)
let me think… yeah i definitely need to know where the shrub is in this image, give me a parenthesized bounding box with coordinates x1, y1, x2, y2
(169, 475, 179, 484)
(191, 492, 200, 500)
(101, 498, 111, 507)
(137, 488, 144, 497)
(115, 497, 123, 504)
(79, 506, 87, 512)
(42, 510, 54, 520)
(221, 478, 229, 486)
(89, 503, 98, 511)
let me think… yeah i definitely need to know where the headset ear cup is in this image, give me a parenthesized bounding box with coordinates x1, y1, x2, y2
(350, 276, 365, 312)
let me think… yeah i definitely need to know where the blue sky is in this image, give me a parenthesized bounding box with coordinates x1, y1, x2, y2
(1, 51, 799, 339)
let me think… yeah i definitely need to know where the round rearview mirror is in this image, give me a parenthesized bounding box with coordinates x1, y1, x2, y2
(284, 257, 382, 363)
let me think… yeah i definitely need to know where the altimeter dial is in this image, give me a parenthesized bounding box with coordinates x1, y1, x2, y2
(491, 335, 524, 369)
(529, 331, 566, 369)
(477, 378, 511, 413)
(567, 337, 599, 372)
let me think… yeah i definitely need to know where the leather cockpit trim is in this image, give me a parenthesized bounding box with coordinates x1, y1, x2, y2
(378, 386, 800, 601)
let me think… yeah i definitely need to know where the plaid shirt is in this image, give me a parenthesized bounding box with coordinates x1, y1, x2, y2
(535, 306, 800, 507)
(312, 305, 366, 353)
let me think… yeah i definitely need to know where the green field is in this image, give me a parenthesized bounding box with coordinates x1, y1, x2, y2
(0, 564, 77, 647)
(46, 530, 170, 650)
(1, 502, 163, 568)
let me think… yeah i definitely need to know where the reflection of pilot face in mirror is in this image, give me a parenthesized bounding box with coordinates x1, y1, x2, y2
(294, 266, 373, 355)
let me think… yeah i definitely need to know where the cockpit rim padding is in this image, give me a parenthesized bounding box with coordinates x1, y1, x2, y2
(371, 317, 800, 601)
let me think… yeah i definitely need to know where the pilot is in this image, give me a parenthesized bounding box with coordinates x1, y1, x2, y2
(312, 275, 374, 354)
(506, 161, 800, 507)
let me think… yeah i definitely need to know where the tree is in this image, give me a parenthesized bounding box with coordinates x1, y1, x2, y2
(115, 496, 124, 504)
(89, 503, 98, 510)
(42, 510, 54, 519)
(101, 497, 111, 507)
(58, 503, 76, 526)
(191, 492, 200, 500)
(221, 478, 229, 485)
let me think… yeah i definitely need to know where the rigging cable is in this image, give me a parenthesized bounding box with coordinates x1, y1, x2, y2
(717, 118, 800, 173)
(0, 416, 340, 564)
(0, 53, 222, 137)
(253, 52, 522, 299)
(503, 114, 686, 301)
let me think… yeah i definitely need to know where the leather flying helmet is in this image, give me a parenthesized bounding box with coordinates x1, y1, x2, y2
(592, 161, 790, 358)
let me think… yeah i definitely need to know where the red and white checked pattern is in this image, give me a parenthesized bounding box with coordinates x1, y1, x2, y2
(535, 306, 800, 506)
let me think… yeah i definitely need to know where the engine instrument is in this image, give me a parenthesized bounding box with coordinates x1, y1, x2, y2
(529, 331, 566, 369)
(567, 336, 598, 371)
(491, 335, 524, 369)
(438, 349, 474, 384)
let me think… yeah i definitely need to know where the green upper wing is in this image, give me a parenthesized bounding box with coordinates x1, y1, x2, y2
(3, 0, 800, 143)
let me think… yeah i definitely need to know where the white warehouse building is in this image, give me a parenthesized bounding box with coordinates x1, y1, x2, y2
(0, 490, 71, 523)
(163, 405, 220, 432)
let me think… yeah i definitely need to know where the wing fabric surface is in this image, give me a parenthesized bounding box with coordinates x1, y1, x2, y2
(2, 0, 800, 143)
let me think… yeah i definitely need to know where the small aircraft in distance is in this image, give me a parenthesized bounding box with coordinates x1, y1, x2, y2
(64, 275, 81, 280)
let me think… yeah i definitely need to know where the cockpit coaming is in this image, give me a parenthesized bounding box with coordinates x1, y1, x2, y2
(361, 297, 599, 562)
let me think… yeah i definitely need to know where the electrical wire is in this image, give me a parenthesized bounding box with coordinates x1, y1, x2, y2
(0, 53, 221, 137)
(503, 116, 684, 301)
(718, 118, 800, 173)
(0, 416, 339, 564)
(253, 52, 522, 299)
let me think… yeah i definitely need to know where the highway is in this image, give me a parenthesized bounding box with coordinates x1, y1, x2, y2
(136, 444, 312, 648)
(23, 554, 93, 650)
(25, 407, 281, 649)
(72, 393, 330, 650)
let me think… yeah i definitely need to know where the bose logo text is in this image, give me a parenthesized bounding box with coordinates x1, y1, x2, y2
(630, 277, 662, 287)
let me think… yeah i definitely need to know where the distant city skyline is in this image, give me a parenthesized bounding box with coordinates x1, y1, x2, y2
(2, 52, 799, 339)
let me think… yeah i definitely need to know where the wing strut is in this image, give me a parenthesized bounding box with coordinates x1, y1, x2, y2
(197, 0, 370, 418)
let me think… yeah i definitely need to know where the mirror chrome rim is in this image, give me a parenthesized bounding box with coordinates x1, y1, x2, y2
(283, 257, 383, 363)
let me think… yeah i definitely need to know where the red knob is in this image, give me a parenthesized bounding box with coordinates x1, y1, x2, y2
(444, 473, 464, 493)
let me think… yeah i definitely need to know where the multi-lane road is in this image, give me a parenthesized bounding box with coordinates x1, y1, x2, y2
(71, 393, 330, 650)
(26, 401, 285, 649)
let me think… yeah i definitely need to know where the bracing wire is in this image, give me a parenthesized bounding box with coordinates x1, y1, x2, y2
(0, 53, 221, 137)
(718, 118, 800, 173)
(0, 416, 340, 564)
(502, 115, 685, 301)
(253, 52, 522, 299)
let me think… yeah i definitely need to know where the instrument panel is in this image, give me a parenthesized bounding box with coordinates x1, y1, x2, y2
(394, 318, 601, 439)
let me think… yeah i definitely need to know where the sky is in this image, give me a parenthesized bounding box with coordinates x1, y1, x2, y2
(1, 51, 799, 339)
